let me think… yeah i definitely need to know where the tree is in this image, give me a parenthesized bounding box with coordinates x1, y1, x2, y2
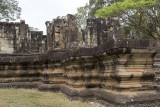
(97, 0, 160, 39)
(75, 0, 121, 30)
(0, 0, 21, 21)
(29, 26, 39, 31)
(75, 0, 106, 29)
(75, 0, 106, 40)
(75, 0, 122, 40)
(88, 0, 125, 18)
(88, 0, 106, 18)
(75, 3, 89, 30)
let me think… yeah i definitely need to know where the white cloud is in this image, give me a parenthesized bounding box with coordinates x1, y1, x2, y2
(16, 0, 88, 34)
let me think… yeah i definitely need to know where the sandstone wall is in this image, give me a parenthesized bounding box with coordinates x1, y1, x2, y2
(31, 31, 43, 52)
(0, 15, 160, 106)
(0, 39, 157, 90)
(82, 18, 124, 47)
(0, 39, 158, 106)
(46, 14, 78, 51)
(0, 20, 45, 53)
(42, 35, 47, 52)
(0, 21, 22, 53)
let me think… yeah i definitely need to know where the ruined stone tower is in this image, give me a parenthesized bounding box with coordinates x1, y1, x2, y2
(82, 18, 124, 47)
(46, 14, 78, 51)
(0, 20, 31, 53)
(0, 14, 159, 107)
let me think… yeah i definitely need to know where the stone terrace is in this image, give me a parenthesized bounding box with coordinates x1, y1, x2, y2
(0, 14, 160, 106)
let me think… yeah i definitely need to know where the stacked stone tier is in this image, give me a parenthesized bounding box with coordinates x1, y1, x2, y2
(0, 39, 158, 91)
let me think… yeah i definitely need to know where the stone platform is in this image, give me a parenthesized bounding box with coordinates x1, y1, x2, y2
(0, 39, 159, 106)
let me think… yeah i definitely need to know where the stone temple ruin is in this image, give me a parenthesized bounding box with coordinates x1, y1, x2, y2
(0, 14, 160, 106)
(46, 14, 78, 50)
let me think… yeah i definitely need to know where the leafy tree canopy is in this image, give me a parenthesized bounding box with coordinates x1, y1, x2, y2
(97, 0, 157, 17)
(75, 0, 122, 39)
(88, 0, 106, 18)
(75, 3, 89, 29)
(0, 0, 21, 21)
(75, 0, 123, 29)
(97, 0, 160, 39)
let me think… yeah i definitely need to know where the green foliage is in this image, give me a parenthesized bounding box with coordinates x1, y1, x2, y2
(75, 0, 122, 30)
(75, 0, 160, 39)
(124, 25, 153, 39)
(75, 0, 108, 40)
(96, 0, 153, 18)
(123, 25, 131, 38)
(75, 3, 89, 29)
(0, 0, 21, 21)
(75, 3, 89, 40)
(88, 0, 106, 18)
(78, 31, 83, 41)
(97, 0, 160, 39)
(29, 26, 39, 31)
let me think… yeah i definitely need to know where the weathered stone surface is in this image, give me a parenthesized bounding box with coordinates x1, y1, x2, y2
(42, 35, 47, 52)
(0, 15, 160, 106)
(82, 18, 124, 47)
(154, 53, 160, 90)
(31, 31, 43, 52)
(0, 39, 157, 90)
(42, 61, 65, 84)
(0, 20, 45, 53)
(46, 14, 78, 50)
(65, 57, 85, 87)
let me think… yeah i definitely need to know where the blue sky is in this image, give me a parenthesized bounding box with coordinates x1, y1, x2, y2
(16, 0, 88, 34)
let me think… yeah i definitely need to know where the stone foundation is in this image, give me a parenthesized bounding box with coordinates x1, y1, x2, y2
(0, 39, 158, 106)
(0, 14, 160, 106)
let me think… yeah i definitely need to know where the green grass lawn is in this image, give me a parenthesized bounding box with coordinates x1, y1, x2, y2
(0, 89, 92, 107)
